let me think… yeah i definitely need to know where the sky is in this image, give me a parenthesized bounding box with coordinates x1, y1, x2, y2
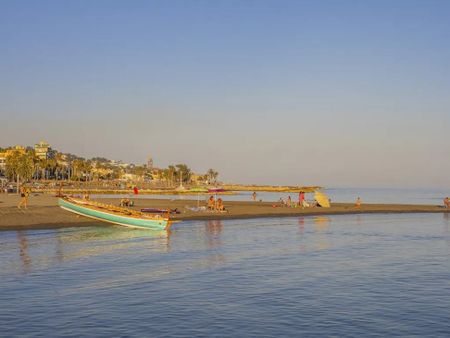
(1, 0, 450, 188)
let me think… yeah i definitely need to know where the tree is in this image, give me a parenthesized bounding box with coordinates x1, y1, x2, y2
(5, 150, 35, 189)
(167, 165, 176, 186)
(175, 164, 192, 184)
(207, 169, 219, 183)
(131, 165, 148, 178)
(72, 159, 86, 180)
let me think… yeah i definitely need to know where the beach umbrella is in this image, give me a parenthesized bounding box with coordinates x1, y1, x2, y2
(314, 191, 330, 208)
(189, 187, 208, 207)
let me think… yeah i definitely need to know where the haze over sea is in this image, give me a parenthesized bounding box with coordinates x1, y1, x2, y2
(2, 1, 450, 336)
(1, 213, 450, 337)
(1, 1, 450, 188)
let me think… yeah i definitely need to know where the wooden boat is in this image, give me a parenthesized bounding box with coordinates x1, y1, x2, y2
(58, 197, 172, 230)
(208, 187, 226, 193)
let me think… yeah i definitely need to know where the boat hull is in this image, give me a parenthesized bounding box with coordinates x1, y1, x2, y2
(58, 198, 171, 230)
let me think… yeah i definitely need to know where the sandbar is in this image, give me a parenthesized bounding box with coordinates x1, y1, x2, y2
(0, 193, 448, 231)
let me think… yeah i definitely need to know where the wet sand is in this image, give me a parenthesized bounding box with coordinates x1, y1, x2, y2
(0, 193, 448, 230)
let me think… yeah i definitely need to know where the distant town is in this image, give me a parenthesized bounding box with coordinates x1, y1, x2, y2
(0, 141, 219, 187)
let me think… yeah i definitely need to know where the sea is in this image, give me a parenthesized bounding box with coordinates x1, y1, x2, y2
(1, 188, 450, 337)
(93, 186, 449, 205)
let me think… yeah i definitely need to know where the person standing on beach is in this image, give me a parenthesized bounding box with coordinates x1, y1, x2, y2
(355, 197, 362, 208)
(444, 197, 450, 208)
(18, 186, 30, 209)
(252, 191, 257, 201)
(299, 191, 305, 208)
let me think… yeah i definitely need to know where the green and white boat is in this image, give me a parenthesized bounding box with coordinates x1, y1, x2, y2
(58, 197, 172, 231)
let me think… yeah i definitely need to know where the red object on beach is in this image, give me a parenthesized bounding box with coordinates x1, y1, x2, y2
(133, 186, 139, 195)
(299, 192, 305, 203)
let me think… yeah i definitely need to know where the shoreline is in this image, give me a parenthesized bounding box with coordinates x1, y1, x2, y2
(1, 194, 448, 231)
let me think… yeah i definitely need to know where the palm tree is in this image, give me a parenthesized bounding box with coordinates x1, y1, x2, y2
(207, 169, 219, 184)
(46, 158, 57, 180)
(83, 160, 93, 182)
(5, 150, 35, 191)
(72, 159, 85, 181)
(168, 165, 176, 187)
(175, 164, 192, 185)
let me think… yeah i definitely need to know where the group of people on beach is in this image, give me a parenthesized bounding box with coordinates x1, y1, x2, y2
(207, 195, 226, 212)
(278, 191, 310, 208)
(120, 197, 134, 207)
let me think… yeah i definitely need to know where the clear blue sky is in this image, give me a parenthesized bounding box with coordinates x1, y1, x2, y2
(1, 0, 449, 188)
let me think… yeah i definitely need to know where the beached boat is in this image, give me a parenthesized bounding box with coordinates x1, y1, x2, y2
(58, 197, 172, 230)
(208, 187, 226, 193)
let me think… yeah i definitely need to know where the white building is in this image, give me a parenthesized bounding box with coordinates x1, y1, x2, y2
(34, 141, 55, 160)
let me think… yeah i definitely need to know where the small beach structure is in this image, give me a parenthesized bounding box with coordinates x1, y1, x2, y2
(314, 191, 331, 208)
(58, 197, 172, 230)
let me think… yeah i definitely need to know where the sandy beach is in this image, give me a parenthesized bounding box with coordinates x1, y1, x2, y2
(0, 193, 448, 231)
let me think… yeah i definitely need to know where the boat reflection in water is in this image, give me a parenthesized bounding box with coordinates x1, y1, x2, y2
(12, 226, 171, 273)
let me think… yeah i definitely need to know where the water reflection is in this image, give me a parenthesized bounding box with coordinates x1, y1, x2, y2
(313, 216, 330, 232)
(13, 227, 170, 273)
(443, 213, 450, 252)
(204, 220, 225, 266)
(17, 231, 31, 273)
(313, 216, 331, 251)
(297, 217, 306, 252)
(355, 215, 363, 226)
(205, 220, 224, 250)
(4, 215, 450, 337)
(298, 217, 305, 232)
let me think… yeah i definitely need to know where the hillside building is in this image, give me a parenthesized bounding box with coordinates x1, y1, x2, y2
(34, 141, 55, 160)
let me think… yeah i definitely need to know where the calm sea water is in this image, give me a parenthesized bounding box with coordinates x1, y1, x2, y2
(93, 187, 449, 205)
(1, 213, 450, 337)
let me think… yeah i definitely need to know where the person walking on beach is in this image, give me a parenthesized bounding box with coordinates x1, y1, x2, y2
(18, 186, 30, 209)
(252, 191, 257, 201)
